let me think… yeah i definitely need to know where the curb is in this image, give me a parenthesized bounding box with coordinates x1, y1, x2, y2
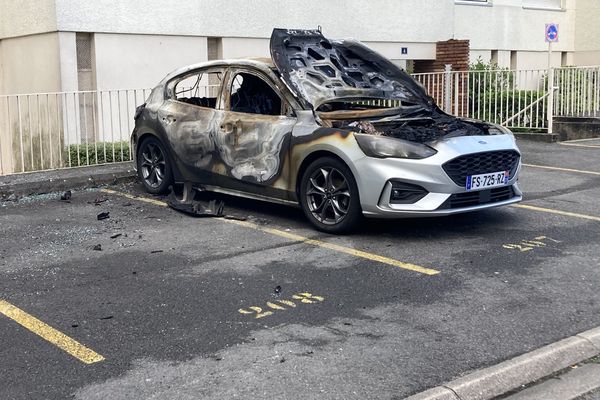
(405, 326, 600, 400)
(514, 133, 559, 143)
(0, 162, 136, 199)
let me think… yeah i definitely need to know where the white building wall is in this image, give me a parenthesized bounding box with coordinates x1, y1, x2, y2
(51, 0, 455, 43)
(0, 40, 4, 94)
(455, 0, 575, 52)
(93, 33, 208, 90)
(0, 33, 62, 94)
(0, 0, 599, 95)
(515, 50, 563, 70)
(573, 0, 600, 65)
(364, 42, 436, 62)
(58, 32, 78, 92)
(220, 38, 436, 64)
(221, 38, 270, 60)
(0, 0, 57, 39)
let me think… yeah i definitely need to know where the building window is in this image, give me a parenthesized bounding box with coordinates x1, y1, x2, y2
(522, 0, 562, 10)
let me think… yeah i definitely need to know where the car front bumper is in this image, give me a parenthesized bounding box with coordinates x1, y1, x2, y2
(351, 135, 522, 218)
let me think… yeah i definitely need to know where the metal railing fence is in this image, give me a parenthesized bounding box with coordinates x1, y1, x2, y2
(0, 89, 151, 176)
(413, 68, 550, 131)
(554, 66, 600, 118)
(412, 65, 600, 130)
(1, 66, 599, 176)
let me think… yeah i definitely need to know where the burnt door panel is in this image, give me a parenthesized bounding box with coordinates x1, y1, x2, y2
(213, 111, 296, 196)
(158, 100, 219, 180)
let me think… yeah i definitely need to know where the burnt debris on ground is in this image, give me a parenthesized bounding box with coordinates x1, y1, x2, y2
(167, 183, 225, 218)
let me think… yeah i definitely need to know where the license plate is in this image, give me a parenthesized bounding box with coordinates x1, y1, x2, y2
(466, 171, 509, 191)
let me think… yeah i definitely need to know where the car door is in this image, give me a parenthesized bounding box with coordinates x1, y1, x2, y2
(212, 68, 298, 199)
(158, 67, 225, 180)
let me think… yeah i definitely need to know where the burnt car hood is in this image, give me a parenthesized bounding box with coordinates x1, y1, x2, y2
(270, 28, 432, 110)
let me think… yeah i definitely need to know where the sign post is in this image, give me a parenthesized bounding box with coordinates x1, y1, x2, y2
(545, 23, 559, 133)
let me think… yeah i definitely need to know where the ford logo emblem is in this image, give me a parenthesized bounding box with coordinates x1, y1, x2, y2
(478, 140, 487, 144)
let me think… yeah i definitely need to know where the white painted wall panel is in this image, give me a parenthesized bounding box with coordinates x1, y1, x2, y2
(0, 33, 62, 94)
(0, 0, 57, 39)
(58, 32, 78, 92)
(455, 2, 575, 51)
(52, 0, 454, 43)
(93, 33, 208, 90)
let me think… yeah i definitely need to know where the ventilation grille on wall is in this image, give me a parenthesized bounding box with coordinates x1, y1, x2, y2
(76, 33, 92, 71)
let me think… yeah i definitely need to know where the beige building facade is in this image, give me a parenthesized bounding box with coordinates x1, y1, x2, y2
(0, 0, 599, 95)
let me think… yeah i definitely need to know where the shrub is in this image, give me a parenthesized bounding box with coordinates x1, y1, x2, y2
(64, 141, 130, 167)
(468, 58, 547, 130)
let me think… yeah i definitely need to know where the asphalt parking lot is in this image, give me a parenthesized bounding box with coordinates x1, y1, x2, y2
(0, 138, 599, 400)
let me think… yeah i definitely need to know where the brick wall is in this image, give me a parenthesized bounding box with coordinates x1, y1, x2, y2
(414, 39, 470, 73)
(413, 39, 470, 116)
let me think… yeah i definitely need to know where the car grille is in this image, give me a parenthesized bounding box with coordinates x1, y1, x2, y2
(439, 186, 516, 209)
(442, 150, 520, 186)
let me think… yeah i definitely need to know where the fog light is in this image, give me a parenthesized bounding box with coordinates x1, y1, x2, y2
(390, 181, 428, 204)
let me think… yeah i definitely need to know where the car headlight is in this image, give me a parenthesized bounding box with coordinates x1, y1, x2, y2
(354, 133, 437, 159)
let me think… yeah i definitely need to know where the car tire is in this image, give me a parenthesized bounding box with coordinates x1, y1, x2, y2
(299, 156, 362, 234)
(136, 136, 173, 194)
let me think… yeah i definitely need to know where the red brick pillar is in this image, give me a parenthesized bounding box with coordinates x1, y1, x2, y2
(413, 39, 470, 115)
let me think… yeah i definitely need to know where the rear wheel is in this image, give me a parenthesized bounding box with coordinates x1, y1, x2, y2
(299, 157, 362, 234)
(137, 136, 173, 194)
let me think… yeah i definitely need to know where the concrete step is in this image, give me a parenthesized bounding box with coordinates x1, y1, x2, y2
(554, 116, 600, 141)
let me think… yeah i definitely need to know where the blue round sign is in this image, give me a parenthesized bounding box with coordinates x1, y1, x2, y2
(545, 24, 559, 42)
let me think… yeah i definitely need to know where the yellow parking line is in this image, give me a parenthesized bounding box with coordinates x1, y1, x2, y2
(101, 188, 168, 207)
(0, 300, 105, 364)
(228, 219, 439, 275)
(522, 163, 600, 176)
(511, 204, 600, 222)
(100, 189, 440, 276)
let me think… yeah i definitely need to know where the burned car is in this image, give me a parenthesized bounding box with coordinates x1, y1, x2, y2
(131, 28, 522, 233)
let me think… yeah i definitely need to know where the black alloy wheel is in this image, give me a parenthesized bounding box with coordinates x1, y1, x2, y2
(137, 137, 173, 194)
(300, 157, 362, 233)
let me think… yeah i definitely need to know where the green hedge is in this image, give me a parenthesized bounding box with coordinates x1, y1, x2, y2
(65, 141, 130, 167)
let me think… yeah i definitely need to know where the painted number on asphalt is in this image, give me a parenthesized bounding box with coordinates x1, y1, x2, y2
(503, 235, 561, 252)
(238, 292, 325, 319)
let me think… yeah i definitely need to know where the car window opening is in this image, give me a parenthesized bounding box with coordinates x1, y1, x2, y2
(175, 71, 223, 108)
(230, 73, 283, 116)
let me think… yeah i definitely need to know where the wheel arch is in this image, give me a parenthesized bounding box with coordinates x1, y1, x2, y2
(295, 150, 360, 203)
(134, 131, 183, 182)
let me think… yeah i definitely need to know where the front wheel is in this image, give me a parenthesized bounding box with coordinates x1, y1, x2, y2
(299, 157, 362, 234)
(136, 136, 173, 194)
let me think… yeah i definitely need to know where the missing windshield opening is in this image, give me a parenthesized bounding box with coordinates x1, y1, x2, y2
(321, 106, 488, 144)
